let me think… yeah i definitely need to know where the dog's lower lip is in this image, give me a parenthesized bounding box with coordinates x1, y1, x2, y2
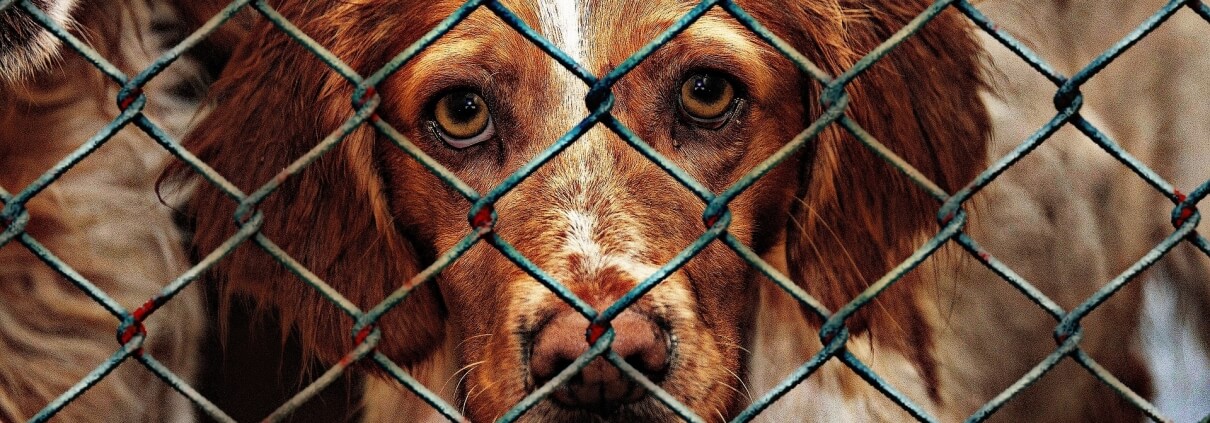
(546, 392, 655, 420)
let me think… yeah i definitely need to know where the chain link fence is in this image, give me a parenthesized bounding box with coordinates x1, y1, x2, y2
(1, 0, 1208, 421)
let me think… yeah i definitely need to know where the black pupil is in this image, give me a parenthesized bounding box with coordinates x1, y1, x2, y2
(445, 92, 481, 123)
(690, 74, 727, 104)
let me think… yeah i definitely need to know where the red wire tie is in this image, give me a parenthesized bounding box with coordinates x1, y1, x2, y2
(940, 211, 956, 225)
(472, 205, 495, 231)
(118, 299, 158, 355)
(1175, 191, 1196, 228)
(586, 322, 609, 344)
(355, 87, 380, 122)
(118, 88, 143, 111)
(355, 324, 376, 345)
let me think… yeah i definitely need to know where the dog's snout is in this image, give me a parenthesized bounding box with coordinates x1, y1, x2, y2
(529, 310, 670, 411)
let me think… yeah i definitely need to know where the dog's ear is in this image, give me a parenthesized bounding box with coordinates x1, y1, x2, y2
(759, 2, 988, 342)
(173, 3, 445, 366)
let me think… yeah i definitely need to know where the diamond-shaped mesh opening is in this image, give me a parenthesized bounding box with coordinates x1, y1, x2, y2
(1, 0, 1208, 421)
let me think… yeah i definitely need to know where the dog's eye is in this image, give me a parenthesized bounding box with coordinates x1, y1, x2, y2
(679, 72, 737, 128)
(432, 89, 494, 148)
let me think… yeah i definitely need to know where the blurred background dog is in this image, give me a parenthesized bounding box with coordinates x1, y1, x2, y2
(0, 1, 204, 421)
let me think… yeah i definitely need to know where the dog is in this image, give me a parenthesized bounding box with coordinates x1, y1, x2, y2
(0, 1, 205, 421)
(175, 0, 1209, 421)
(3, 0, 1206, 421)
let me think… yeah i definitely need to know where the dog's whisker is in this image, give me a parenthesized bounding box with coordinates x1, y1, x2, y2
(456, 332, 494, 352)
(441, 359, 486, 397)
(723, 367, 753, 401)
(463, 377, 504, 415)
(716, 380, 747, 405)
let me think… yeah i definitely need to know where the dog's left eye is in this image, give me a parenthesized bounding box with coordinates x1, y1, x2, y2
(431, 89, 495, 148)
(679, 71, 738, 129)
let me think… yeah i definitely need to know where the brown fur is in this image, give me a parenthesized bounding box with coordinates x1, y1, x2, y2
(0, 1, 205, 421)
(176, 0, 995, 420)
(3, 0, 1201, 421)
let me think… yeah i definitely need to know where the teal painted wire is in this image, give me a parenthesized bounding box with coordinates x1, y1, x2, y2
(498, 331, 615, 422)
(235, 93, 380, 223)
(966, 332, 1084, 422)
(828, 0, 956, 97)
(472, 97, 610, 219)
(1071, 350, 1169, 422)
(705, 97, 849, 219)
(598, 212, 732, 323)
(374, 120, 480, 200)
(1063, 0, 1185, 91)
(1192, 1, 1210, 21)
(372, 352, 469, 422)
(16, 1, 125, 81)
(485, 232, 598, 321)
(720, 233, 832, 319)
(120, 0, 254, 104)
(486, 1, 596, 84)
(601, 111, 716, 202)
(29, 339, 142, 422)
(592, 0, 719, 96)
(838, 116, 950, 201)
(358, 230, 485, 332)
(954, 234, 1067, 319)
(1057, 213, 1201, 339)
(839, 350, 939, 423)
(719, 0, 833, 82)
(0, 191, 28, 247)
(253, 232, 364, 317)
(263, 330, 382, 422)
(731, 329, 848, 422)
(10, 0, 1205, 420)
(15, 225, 129, 319)
(608, 352, 706, 423)
(939, 94, 1082, 220)
(252, 0, 362, 85)
(0, 94, 143, 220)
(137, 354, 238, 423)
(820, 212, 967, 342)
(363, 0, 487, 95)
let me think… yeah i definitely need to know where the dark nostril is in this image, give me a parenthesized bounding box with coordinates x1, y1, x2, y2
(529, 313, 589, 386)
(528, 310, 671, 411)
(613, 314, 669, 381)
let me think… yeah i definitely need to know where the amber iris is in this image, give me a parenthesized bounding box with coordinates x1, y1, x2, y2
(680, 72, 735, 126)
(434, 89, 491, 140)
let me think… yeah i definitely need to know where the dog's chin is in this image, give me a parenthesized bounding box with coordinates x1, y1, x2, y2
(520, 397, 682, 423)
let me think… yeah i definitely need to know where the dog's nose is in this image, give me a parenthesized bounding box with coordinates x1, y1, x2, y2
(529, 310, 670, 410)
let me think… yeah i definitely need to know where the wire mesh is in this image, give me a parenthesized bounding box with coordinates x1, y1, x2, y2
(0, 0, 1207, 422)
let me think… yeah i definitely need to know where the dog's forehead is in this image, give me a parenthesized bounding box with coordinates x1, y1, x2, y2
(535, 0, 586, 63)
(402, 0, 778, 84)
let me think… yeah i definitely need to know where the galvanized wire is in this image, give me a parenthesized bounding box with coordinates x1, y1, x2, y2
(0, 0, 1206, 421)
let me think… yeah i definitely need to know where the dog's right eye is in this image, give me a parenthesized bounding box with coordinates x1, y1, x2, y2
(431, 89, 495, 148)
(679, 71, 738, 129)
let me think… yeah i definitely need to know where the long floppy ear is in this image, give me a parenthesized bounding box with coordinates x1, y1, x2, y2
(758, 1, 989, 356)
(173, 2, 446, 367)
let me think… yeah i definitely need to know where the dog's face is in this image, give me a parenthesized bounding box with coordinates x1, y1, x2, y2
(184, 0, 986, 421)
(379, 2, 805, 418)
